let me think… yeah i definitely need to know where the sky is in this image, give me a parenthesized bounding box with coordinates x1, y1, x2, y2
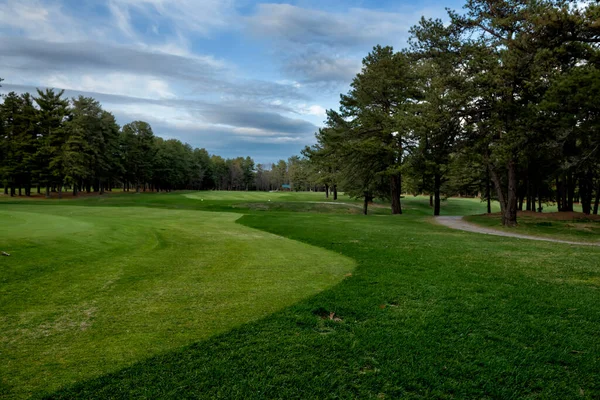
(0, 0, 462, 163)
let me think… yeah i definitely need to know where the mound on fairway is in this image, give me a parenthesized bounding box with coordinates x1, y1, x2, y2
(0, 205, 354, 399)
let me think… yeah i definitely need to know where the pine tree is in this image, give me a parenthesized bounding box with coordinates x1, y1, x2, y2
(34, 89, 70, 198)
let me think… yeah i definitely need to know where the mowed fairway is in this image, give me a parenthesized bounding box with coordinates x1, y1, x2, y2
(1, 192, 599, 399)
(0, 205, 354, 399)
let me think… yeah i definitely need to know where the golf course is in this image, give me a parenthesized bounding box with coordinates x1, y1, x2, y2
(1, 192, 599, 399)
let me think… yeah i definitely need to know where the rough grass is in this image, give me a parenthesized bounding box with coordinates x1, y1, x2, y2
(0, 205, 353, 399)
(466, 212, 600, 243)
(1, 191, 599, 399)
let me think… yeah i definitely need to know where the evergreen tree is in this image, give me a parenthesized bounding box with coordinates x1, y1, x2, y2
(34, 89, 70, 198)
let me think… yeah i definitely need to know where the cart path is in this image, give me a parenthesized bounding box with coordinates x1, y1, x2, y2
(435, 216, 600, 247)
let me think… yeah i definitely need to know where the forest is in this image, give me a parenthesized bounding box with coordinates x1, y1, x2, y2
(2, 1, 600, 226)
(0, 86, 316, 196)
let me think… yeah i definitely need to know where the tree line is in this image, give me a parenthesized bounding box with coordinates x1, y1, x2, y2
(2, 0, 599, 225)
(304, 0, 600, 224)
(0, 85, 323, 197)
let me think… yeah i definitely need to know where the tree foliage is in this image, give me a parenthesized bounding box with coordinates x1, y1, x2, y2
(305, 0, 600, 223)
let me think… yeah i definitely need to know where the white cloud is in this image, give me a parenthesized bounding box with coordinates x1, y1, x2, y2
(239, 135, 304, 144)
(285, 54, 361, 84)
(0, 0, 83, 42)
(298, 104, 327, 117)
(246, 4, 440, 49)
(108, 1, 136, 39)
(0, 0, 445, 161)
(108, 0, 236, 37)
(42, 73, 176, 100)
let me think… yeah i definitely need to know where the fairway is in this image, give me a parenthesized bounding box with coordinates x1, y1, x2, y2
(183, 191, 331, 202)
(1, 192, 599, 399)
(0, 204, 354, 399)
(3, 0, 600, 397)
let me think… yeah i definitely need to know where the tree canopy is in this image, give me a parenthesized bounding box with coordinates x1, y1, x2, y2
(304, 0, 600, 222)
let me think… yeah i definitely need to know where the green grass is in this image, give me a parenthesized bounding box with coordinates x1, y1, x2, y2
(466, 213, 600, 244)
(1, 191, 599, 399)
(1, 191, 494, 216)
(0, 204, 353, 399)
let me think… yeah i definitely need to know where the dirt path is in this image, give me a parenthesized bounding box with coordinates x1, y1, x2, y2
(435, 216, 600, 247)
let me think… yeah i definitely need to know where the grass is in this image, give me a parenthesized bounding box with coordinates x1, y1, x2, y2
(0, 204, 353, 399)
(466, 212, 600, 244)
(1, 191, 599, 399)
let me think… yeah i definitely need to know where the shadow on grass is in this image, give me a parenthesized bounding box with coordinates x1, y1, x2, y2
(39, 288, 357, 399)
(39, 212, 600, 399)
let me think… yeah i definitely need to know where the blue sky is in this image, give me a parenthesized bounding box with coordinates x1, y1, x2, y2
(0, 0, 462, 163)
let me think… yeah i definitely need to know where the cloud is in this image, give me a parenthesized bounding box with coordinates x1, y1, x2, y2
(245, 3, 447, 88)
(199, 105, 318, 135)
(107, 0, 236, 37)
(0, 0, 447, 162)
(284, 53, 361, 84)
(0, 83, 317, 144)
(246, 4, 419, 48)
(0, 37, 310, 103)
(298, 104, 327, 118)
(0, 37, 225, 82)
(0, 0, 84, 42)
(43, 74, 176, 100)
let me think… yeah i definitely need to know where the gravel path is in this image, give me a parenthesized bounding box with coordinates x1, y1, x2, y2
(435, 216, 600, 247)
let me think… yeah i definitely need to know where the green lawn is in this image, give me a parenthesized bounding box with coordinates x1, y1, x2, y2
(1, 191, 599, 399)
(0, 204, 353, 399)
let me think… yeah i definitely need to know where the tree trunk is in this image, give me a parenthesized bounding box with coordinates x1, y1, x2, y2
(100, 179, 105, 195)
(567, 173, 575, 212)
(579, 171, 593, 215)
(10, 184, 15, 197)
(504, 159, 518, 226)
(136, 181, 140, 193)
(390, 174, 402, 215)
(561, 176, 568, 211)
(429, 194, 433, 207)
(593, 182, 600, 215)
(45, 184, 51, 199)
(37, 184, 40, 194)
(333, 185, 338, 201)
(518, 195, 524, 211)
(4, 184, 8, 195)
(73, 183, 78, 197)
(556, 177, 562, 211)
(325, 184, 329, 199)
(58, 182, 63, 199)
(486, 166, 492, 214)
(363, 192, 371, 215)
(531, 182, 541, 212)
(490, 167, 506, 217)
(433, 172, 441, 216)
(18, 184, 22, 196)
(525, 172, 532, 211)
(490, 161, 517, 226)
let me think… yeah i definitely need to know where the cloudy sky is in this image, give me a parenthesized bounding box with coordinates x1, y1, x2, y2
(0, 0, 461, 163)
